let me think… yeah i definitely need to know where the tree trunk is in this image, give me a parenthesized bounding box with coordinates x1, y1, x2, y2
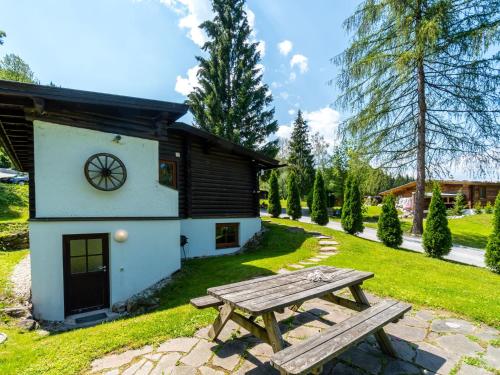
(413, 2, 426, 235)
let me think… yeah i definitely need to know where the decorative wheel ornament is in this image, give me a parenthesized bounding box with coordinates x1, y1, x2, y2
(84, 153, 127, 191)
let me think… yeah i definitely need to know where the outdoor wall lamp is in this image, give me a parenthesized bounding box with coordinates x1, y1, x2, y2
(114, 229, 128, 243)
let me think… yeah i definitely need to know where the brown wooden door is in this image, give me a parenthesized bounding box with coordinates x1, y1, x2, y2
(63, 234, 110, 316)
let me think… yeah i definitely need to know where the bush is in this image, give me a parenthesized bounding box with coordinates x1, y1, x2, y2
(423, 184, 452, 258)
(267, 170, 281, 218)
(452, 190, 466, 215)
(286, 171, 302, 220)
(341, 175, 364, 234)
(310, 171, 329, 225)
(484, 201, 493, 214)
(377, 194, 403, 248)
(485, 192, 500, 273)
(473, 201, 482, 214)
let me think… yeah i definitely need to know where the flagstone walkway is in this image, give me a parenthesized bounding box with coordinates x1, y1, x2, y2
(89, 233, 499, 375)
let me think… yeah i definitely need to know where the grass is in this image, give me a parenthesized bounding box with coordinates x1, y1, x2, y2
(0, 184, 29, 223)
(362, 206, 492, 249)
(0, 250, 28, 310)
(0, 219, 498, 374)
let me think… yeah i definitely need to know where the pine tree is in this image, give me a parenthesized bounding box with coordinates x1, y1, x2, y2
(453, 190, 466, 216)
(377, 194, 403, 248)
(311, 171, 329, 225)
(286, 171, 302, 220)
(341, 175, 364, 234)
(267, 170, 281, 218)
(485, 192, 500, 273)
(288, 110, 315, 196)
(188, 0, 277, 152)
(336, 0, 500, 235)
(423, 184, 452, 258)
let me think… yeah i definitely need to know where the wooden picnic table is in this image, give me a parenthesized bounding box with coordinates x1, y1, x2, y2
(203, 265, 395, 355)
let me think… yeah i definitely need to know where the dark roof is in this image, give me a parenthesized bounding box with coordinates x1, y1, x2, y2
(0, 80, 279, 170)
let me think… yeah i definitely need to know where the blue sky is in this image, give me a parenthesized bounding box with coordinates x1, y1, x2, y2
(0, 0, 361, 148)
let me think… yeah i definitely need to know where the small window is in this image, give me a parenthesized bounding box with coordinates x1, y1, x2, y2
(480, 186, 486, 199)
(216, 223, 239, 249)
(159, 160, 177, 188)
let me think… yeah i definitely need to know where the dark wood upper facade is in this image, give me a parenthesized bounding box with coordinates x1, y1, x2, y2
(0, 80, 279, 220)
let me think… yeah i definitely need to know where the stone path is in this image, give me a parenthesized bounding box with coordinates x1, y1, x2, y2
(10, 254, 31, 303)
(89, 294, 500, 375)
(285, 232, 339, 271)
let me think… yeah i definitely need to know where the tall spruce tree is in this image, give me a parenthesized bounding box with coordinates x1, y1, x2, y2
(311, 171, 329, 225)
(341, 175, 364, 234)
(377, 194, 403, 248)
(485, 192, 500, 273)
(286, 171, 302, 220)
(335, 0, 500, 235)
(267, 170, 281, 218)
(423, 184, 452, 258)
(188, 0, 277, 153)
(288, 110, 315, 196)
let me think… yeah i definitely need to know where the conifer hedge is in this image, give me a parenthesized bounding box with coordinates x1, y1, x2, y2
(286, 171, 302, 220)
(311, 171, 329, 225)
(422, 184, 452, 258)
(377, 194, 403, 248)
(485, 192, 500, 273)
(341, 175, 364, 234)
(267, 170, 281, 218)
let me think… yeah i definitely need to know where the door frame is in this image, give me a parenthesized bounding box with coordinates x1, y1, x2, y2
(62, 233, 110, 316)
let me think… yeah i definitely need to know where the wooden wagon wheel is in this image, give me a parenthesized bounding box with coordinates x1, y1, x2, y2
(84, 153, 127, 191)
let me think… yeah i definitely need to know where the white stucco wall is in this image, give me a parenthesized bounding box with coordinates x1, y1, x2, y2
(30, 220, 180, 321)
(181, 217, 261, 258)
(33, 121, 178, 217)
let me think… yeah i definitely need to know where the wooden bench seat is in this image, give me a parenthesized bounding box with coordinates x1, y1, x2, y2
(190, 295, 223, 309)
(271, 300, 411, 375)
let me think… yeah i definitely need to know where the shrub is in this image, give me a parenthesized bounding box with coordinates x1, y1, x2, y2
(473, 201, 482, 214)
(453, 190, 466, 215)
(485, 192, 500, 273)
(286, 171, 302, 220)
(423, 184, 452, 258)
(267, 170, 281, 218)
(377, 194, 403, 248)
(311, 171, 329, 225)
(484, 201, 493, 214)
(341, 175, 364, 234)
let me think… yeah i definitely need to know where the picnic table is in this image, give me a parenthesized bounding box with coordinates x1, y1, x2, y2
(191, 266, 411, 374)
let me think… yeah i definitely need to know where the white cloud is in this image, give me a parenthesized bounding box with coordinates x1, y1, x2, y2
(278, 40, 293, 56)
(246, 8, 256, 30)
(161, 0, 213, 47)
(271, 81, 282, 89)
(288, 109, 296, 116)
(175, 65, 200, 96)
(289, 72, 297, 81)
(277, 124, 293, 139)
(280, 91, 289, 100)
(290, 54, 309, 74)
(303, 107, 341, 148)
(256, 40, 266, 57)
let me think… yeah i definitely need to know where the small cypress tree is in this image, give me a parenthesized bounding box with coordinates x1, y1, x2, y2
(453, 190, 466, 215)
(341, 175, 364, 234)
(377, 194, 403, 248)
(485, 192, 500, 273)
(286, 171, 302, 220)
(423, 184, 452, 258)
(311, 171, 329, 225)
(484, 201, 493, 214)
(267, 170, 281, 218)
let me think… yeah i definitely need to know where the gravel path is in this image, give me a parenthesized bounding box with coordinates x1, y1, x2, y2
(10, 254, 31, 303)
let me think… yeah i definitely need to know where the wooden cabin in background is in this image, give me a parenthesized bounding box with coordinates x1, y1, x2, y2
(380, 180, 500, 210)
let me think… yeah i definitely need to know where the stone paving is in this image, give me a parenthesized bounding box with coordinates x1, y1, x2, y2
(88, 232, 500, 375)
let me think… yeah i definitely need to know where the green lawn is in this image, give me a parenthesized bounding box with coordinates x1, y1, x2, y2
(364, 213, 492, 249)
(0, 220, 498, 374)
(0, 184, 29, 223)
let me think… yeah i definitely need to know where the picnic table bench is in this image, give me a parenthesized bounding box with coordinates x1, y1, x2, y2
(191, 266, 411, 374)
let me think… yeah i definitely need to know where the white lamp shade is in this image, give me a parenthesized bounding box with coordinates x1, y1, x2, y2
(114, 229, 128, 243)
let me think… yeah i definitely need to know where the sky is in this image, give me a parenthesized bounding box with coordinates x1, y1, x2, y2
(0, 0, 361, 150)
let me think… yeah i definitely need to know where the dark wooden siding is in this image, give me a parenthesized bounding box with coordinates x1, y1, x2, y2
(160, 130, 259, 218)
